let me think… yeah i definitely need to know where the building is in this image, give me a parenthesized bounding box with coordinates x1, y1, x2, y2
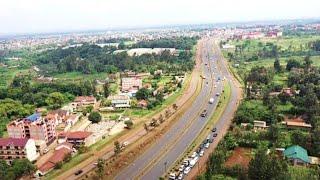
(108, 95, 131, 108)
(253, 120, 268, 130)
(72, 96, 97, 109)
(57, 131, 92, 147)
(0, 138, 38, 164)
(46, 109, 69, 125)
(7, 113, 56, 144)
(282, 117, 312, 130)
(37, 145, 73, 176)
(121, 77, 142, 92)
(137, 100, 148, 109)
(284, 145, 310, 166)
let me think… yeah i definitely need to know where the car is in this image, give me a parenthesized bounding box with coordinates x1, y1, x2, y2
(184, 166, 191, 174)
(191, 152, 197, 158)
(205, 143, 210, 149)
(209, 98, 214, 104)
(201, 110, 207, 117)
(199, 150, 204, 157)
(212, 127, 217, 132)
(216, 93, 220, 96)
(212, 133, 218, 137)
(214, 85, 217, 88)
(179, 165, 185, 172)
(193, 156, 199, 163)
(169, 173, 176, 180)
(74, 170, 83, 176)
(43, 148, 49, 154)
(189, 159, 196, 167)
(208, 138, 213, 143)
(183, 159, 189, 166)
(205, 63, 208, 66)
(177, 173, 184, 180)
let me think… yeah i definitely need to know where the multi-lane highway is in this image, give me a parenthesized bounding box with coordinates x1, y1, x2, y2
(116, 38, 241, 180)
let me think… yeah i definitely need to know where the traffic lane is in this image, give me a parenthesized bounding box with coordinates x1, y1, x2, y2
(141, 77, 223, 179)
(115, 68, 212, 179)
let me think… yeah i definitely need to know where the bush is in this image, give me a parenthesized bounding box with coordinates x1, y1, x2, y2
(88, 111, 102, 123)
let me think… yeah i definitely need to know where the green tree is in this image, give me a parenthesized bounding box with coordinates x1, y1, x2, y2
(45, 92, 66, 109)
(274, 56, 282, 73)
(124, 120, 134, 129)
(136, 88, 150, 100)
(0, 160, 9, 179)
(114, 141, 121, 155)
(286, 59, 301, 71)
(88, 111, 102, 123)
(103, 83, 110, 98)
(96, 158, 105, 179)
(11, 159, 36, 178)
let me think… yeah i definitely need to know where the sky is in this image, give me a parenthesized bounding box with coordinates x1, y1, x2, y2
(1, 0, 320, 35)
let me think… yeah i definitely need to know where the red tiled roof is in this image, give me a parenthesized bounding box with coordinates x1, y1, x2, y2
(58, 131, 92, 139)
(48, 147, 72, 164)
(0, 138, 28, 147)
(38, 161, 55, 173)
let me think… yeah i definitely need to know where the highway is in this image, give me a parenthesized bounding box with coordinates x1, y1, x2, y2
(115, 38, 241, 180)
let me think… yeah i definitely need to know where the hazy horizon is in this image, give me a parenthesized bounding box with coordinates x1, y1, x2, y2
(1, 0, 320, 35)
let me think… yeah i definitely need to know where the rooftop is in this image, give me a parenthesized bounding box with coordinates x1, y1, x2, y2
(284, 145, 310, 163)
(26, 113, 41, 122)
(0, 138, 28, 147)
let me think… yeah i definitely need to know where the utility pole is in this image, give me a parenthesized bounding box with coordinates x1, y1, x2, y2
(164, 161, 168, 173)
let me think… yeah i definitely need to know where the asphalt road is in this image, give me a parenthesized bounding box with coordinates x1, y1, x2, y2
(115, 38, 237, 180)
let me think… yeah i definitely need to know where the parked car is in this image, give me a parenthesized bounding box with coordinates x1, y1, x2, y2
(43, 148, 49, 154)
(179, 165, 185, 172)
(216, 93, 220, 96)
(74, 170, 83, 176)
(191, 152, 197, 158)
(212, 133, 218, 137)
(183, 159, 189, 166)
(184, 166, 191, 174)
(205, 142, 210, 149)
(201, 110, 207, 117)
(177, 173, 184, 180)
(199, 150, 204, 157)
(169, 173, 176, 180)
(212, 127, 217, 132)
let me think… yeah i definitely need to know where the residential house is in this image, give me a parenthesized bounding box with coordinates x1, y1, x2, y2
(57, 131, 92, 147)
(282, 117, 312, 130)
(121, 77, 142, 93)
(253, 120, 268, 130)
(36, 146, 73, 176)
(46, 109, 69, 125)
(72, 96, 97, 110)
(284, 145, 310, 166)
(138, 100, 148, 109)
(0, 138, 39, 164)
(108, 95, 131, 108)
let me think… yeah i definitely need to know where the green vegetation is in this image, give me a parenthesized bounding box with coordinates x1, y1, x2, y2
(0, 159, 36, 180)
(88, 112, 102, 123)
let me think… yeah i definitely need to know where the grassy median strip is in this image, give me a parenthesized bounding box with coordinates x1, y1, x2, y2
(167, 82, 231, 176)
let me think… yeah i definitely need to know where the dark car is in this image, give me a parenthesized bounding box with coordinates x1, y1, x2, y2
(211, 127, 217, 132)
(201, 110, 207, 117)
(212, 133, 218, 137)
(75, 170, 83, 176)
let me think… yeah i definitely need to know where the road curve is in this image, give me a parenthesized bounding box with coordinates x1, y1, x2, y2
(115, 38, 238, 180)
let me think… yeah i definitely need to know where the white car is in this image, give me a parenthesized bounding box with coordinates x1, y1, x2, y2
(179, 165, 185, 172)
(183, 159, 189, 166)
(177, 173, 184, 180)
(189, 159, 196, 167)
(184, 166, 191, 174)
(199, 150, 204, 157)
(191, 152, 197, 158)
(193, 156, 199, 163)
(209, 98, 214, 104)
(169, 173, 176, 180)
(205, 143, 210, 149)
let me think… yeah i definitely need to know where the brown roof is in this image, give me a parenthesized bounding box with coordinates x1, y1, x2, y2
(0, 138, 28, 147)
(74, 96, 96, 103)
(48, 147, 72, 164)
(38, 161, 55, 173)
(58, 131, 92, 140)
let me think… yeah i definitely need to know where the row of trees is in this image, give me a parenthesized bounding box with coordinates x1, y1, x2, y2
(0, 159, 36, 180)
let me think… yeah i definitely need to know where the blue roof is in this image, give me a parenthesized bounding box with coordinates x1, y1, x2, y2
(284, 145, 310, 163)
(26, 113, 41, 122)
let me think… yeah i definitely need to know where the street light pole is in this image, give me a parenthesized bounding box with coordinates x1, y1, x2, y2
(164, 161, 167, 173)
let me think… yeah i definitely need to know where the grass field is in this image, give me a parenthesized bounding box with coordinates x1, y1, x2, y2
(0, 67, 30, 87)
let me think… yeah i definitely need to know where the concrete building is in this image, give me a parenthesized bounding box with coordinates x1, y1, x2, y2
(57, 131, 92, 147)
(121, 77, 142, 92)
(108, 95, 131, 108)
(7, 113, 56, 144)
(0, 138, 39, 164)
(284, 145, 310, 166)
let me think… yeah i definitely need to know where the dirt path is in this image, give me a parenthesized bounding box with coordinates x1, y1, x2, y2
(53, 41, 204, 180)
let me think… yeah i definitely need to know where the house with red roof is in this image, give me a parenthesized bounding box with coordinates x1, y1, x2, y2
(0, 138, 39, 164)
(57, 131, 92, 147)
